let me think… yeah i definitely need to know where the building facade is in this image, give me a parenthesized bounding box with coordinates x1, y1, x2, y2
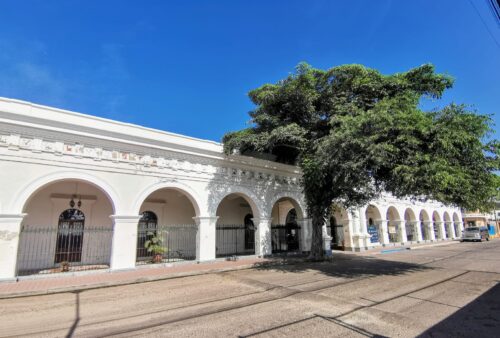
(0, 98, 463, 280)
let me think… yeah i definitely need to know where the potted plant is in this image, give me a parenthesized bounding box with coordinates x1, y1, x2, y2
(60, 261, 70, 272)
(144, 231, 167, 263)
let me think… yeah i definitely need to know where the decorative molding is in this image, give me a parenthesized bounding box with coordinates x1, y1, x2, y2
(0, 132, 302, 190)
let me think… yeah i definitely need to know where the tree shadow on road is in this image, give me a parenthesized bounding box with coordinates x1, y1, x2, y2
(417, 282, 500, 337)
(251, 252, 431, 280)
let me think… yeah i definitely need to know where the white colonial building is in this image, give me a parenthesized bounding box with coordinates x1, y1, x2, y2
(0, 98, 463, 281)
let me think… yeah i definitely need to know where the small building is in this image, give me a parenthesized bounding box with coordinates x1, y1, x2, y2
(0, 98, 463, 280)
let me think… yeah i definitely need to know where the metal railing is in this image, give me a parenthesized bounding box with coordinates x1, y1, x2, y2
(16, 225, 113, 276)
(216, 225, 255, 257)
(271, 224, 301, 253)
(136, 225, 197, 264)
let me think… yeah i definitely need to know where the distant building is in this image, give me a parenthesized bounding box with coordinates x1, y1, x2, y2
(463, 202, 500, 238)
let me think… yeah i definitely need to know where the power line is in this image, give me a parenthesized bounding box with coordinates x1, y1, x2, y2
(467, 0, 500, 49)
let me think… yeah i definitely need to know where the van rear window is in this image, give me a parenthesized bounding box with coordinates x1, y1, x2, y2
(465, 227, 479, 232)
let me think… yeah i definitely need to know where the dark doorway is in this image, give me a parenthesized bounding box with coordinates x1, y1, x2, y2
(137, 211, 158, 259)
(244, 214, 255, 250)
(55, 208, 85, 263)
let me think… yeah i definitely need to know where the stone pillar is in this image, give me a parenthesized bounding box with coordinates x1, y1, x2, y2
(110, 215, 142, 271)
(427, 221, 436, 241)
(398, 220, 407, 244)
(415, 221, 423, 242)
(253, 217, 273, 256)
(380, 220, 390, 245)
(350, 209, 365, 250)
(358, 208, 371, 248)
(447, 222, 456, 239)
(194, 216, 218, 262)
(0, 214, 26, 280)
(342, 217, 356, 251)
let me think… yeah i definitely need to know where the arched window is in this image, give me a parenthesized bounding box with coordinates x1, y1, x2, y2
(137, 211, 158, 259)
(55, 208, 85, 263)
(244, 214, 255, 250)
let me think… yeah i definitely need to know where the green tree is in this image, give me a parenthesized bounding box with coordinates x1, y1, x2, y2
(223, 63, 499, 259)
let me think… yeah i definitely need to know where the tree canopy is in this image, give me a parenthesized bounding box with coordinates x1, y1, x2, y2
(223, 63, 499, 258)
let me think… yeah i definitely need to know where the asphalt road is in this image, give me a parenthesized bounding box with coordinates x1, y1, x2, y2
(1, 241, 499, 337)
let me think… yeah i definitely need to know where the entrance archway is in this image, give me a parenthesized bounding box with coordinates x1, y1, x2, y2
(443, 211, 452, 239)
(386, 206, 401, 243)
(136, 188, 198, 264)
(432, 211, 442, 239)
(404, 208, 417, 242)
(17, 179, 114, 276)
(366, 205, 382, 243)
(419, 210, 430, 240)
(215, 193, 259, 257)
(270, 197, 304, 253)
(329, 205, 348, 250)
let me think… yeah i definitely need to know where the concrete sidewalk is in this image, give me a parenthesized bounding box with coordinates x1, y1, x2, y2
(0, 240, 463, 299)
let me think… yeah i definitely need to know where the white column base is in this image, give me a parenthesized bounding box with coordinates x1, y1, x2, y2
(0, 214, 26, 279)
(195, 216, 217, 262)
(110, 215, 141, 271)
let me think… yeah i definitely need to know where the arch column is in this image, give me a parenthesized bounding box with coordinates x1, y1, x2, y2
(426, 221, 436, 241)
(193, 216, 218, 262)
(380, 219, 390, 244)
(0, 214, 26, 280)
(396, 220, 407, 244)
(110, 215, 142, 270)
(253, 217, 273, 256)
(415, 221, 423, 242)
(446, 221, 455, 239)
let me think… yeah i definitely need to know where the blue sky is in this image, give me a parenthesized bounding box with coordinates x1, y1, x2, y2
(0, 0, 499, 142)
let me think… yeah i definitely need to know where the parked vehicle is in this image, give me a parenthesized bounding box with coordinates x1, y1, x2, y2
(461, 227, 490, 242)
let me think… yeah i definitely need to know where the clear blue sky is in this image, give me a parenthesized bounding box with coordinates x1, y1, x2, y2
(0, 0, 499, 142)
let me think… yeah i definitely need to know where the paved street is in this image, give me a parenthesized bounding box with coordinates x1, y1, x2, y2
(1, 241, 499, 337)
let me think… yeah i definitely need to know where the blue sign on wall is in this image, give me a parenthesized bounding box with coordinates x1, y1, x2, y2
(368, 225, 379, 243)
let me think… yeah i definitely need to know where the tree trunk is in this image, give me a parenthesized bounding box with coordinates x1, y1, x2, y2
(308, 211, 325, 260)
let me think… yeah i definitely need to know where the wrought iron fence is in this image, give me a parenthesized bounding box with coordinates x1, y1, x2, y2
(271, 224, 301, 253)
(136, 225, 197, 264)
(16, 225, 113, 276)
(216, 225, 255, 257)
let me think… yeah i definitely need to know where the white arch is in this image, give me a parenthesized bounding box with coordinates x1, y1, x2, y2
(386, 206, 401, 221)
(418, 209, 431, 221)
(132, 180, 203, 217)
(432, 210, 442, 222)
(365, 203, 383, 220)
(267, 192, 307, 220)
(11, 171, 121, 214)
(404, 208, 417, 221)
(210, 186, 263, 219)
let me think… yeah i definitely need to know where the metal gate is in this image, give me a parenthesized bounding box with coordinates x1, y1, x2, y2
(216, 225, 255, 257)
(271, 224, 301, 253)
